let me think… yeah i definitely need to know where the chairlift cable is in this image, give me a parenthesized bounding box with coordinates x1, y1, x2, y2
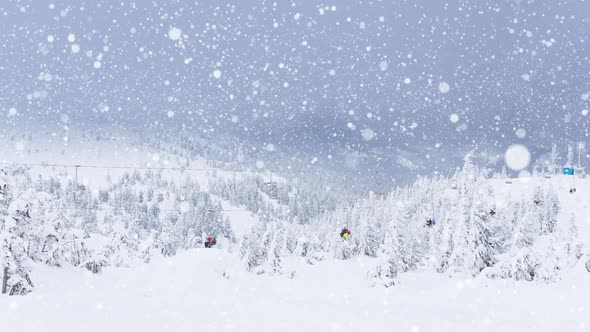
(28, 206, 252, 213)
(0, 161, 323, 174)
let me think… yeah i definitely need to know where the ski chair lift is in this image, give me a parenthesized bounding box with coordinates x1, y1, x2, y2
(264, 181, 279, 199)
(72, 164, 83, 204)
(340, 228, 351, 239)
(72, 188, 82, 204)
(426, 218, 436, 227)
(372, 171, 386, 196)
(204, 235, 218, 248)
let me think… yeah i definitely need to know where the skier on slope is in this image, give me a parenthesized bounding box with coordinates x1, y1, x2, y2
(204, 235, 217, 248)
(426, 218, 436, 227)
(340, 228, 351, 239)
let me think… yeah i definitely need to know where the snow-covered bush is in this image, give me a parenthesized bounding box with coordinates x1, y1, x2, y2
(368, 226, 402, 287)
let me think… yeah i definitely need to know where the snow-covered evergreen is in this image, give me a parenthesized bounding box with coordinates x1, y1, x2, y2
(255, 158, 587, 285)
(0, 165, 238, 294)
(0, 148, 588, 297)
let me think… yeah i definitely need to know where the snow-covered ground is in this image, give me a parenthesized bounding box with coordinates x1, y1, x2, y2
(2, 0, 588, 329)
(2, 174, 590, 332)
(2, 248, 588, 332)
(2, 126, 589, 332)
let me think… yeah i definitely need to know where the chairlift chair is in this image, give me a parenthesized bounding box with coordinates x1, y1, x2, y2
(370, 191, 386, 201)
(426, 218, 435, 227)
(264, 181, 279, 200)
(371, 171, 388, 199)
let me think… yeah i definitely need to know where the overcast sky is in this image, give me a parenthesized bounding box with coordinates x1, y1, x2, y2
(1, 0, 589, 182)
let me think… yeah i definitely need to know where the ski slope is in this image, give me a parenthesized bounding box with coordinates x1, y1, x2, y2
(1, 175, 589, 332)
(0, 126, 259, 237)
(1, 127, 589, 331)
(1, 248, 588, 332)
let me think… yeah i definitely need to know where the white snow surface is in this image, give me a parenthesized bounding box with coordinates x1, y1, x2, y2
(1, 175, 590, 332)
(1, 249, 589, 332)
(1, 126, 589, 331)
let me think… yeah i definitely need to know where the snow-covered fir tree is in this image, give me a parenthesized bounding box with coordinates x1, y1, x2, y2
(0, 145, 587, 295)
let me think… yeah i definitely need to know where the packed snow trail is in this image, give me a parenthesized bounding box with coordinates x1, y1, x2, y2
(2, 247, 589, 332)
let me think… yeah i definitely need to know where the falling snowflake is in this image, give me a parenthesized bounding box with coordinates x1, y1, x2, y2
(505, 144, 531, 171)
(168, 27, 182, 41)
(438, 81, 450, 93)
(515, 128, 527, 138)
(361, 128, 375, 141)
